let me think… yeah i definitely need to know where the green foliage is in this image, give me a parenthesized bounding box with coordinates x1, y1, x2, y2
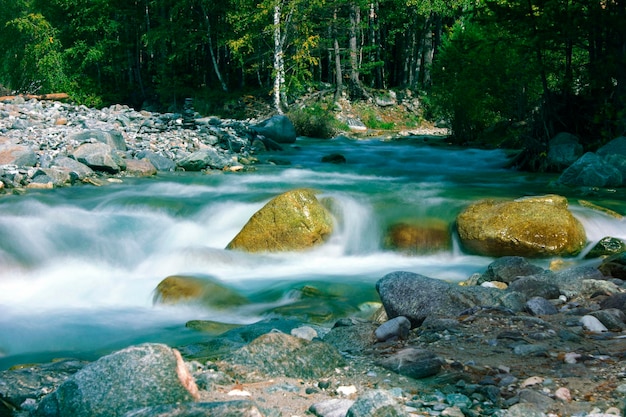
(429, 19, 541, 144)
(0, 12, 69, 93)
(287, 102, 344, 139)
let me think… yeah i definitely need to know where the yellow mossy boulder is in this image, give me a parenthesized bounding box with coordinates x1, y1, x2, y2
(226, 188, 334, 252)
(456, 194, 586, 257)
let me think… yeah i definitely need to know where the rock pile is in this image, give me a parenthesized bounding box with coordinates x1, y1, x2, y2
(0, 97, 296, 193)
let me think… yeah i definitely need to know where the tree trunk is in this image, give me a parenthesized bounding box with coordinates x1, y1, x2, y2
(333, 8, 343, 102)
(202, 5, 228, 93)
(273, 1, 285, 113)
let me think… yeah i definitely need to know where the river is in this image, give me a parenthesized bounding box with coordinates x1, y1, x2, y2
(0, 136, 624, 369)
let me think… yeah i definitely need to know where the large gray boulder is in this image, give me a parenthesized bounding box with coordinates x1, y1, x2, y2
(176, 148, 229, 171)
(376, 271, 526, 327)
(36, 344, 198, 417)
(596, 136, 626, 158)
(252, 115, 297, 144)
(70, 129, 127, 151)
(456, 195, 587, 257)
(558, 152, 623, 188)
(71, 142, 126, 173)
(547, 132, 583, 170)
(346, 389, 408, 416)
(0, 143, 38, 167)
(51, 156, 94, 179)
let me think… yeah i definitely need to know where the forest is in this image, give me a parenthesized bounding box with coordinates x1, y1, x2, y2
(0, 0, 625, 156)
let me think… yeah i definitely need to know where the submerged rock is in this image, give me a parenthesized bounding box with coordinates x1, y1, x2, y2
(456, 195, 586, 257)
(383, 221, 451, 254)
(153, 275, 248, 308)
(226, 188, 334, 252)
(252, 115, 297, 144)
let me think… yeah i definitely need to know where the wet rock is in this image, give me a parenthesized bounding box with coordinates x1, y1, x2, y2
(225, 332, 344, 379)
(478, 257, 545, 284)
(558, 152, 623, 188)
(375, 316, 411, 342)
(376, 348, 442, 379)
(346, 389, 407, 416)
(598, 252, 626, 279)
(153, 275, 248, 308)
(456, 195, 586, 257)
(252, 115, 297, 144)
(599, 293, 626, 313)
(176, 148, 229, 171)
(376, 271, 525, 327)
(226, 188, 334, 252)
(321, 153, 347, 164)
(323, 320, 378, 355)
(36, 344, 198, 417)
(525, 297, 558, 316)
(122, 401, 265, 417)
(383, 221, 451, 254)
(585, 236, 626, 259)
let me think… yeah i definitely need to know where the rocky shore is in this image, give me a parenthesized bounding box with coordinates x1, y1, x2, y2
(1, 98, 626, 417)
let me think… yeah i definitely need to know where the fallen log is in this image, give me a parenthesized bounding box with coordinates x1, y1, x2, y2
(0, 93, 69, 102)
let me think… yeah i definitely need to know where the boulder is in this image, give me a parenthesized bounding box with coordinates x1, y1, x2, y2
(585, 236, 626, 259)
(51, 156, 94, 180)
(596, 136, 626, 158)
(224, 332, 344, 379)
(383, 221, 451, 254)
(376, 348, 442, 379)
(0, 144, 37, 167)
(36, 344, 198, 417)
(477, 256, 545, 285)
(135, 150, 176, 172)
(557, 152, 623, 188)
(252, 115, 297, 144)
(598, 252, 626, 279)
(507, 276, 561, 300)
(226, 188, 334, 252)
(71, 142, 126, 173)
(125, 158, 157, 177)
(70, 129, 127, 151)
(376, 271, 526, 327)
(153, 275, 248, 308)
(176, 149, 229, 171)
(547, 132, 583, 170)
(456, 195, 587, 257)
(346, 389, 407, 417)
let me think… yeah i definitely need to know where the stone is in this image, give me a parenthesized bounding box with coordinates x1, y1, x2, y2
(226, 188, 334, 252)
(547, 132, 583, 170)
(153, 275, 248, 308)
(518, 389, 555, 413)
(548, 265, 606, 297)
(383, 221, 451, 254)
(252, 115, 297, 144)
(478, 257, 545, 284)
(71, 142, 125, 173)
(176, 148, 228, 171)
(70, 129, 127, 151)
(225, 332, 344, 379)
(125, 159, 157, 177)
(456, 195, 587, 257)
(585, 236, 626, 259)
(596, 136, 626, 158)
(35, 344, 198, 417)
(375, 316, 411, 342)
(525, 297, 558, 316)
(589, 309, 626, 331)
(502, 403, 547, 417)
(579, 315, 608, 332)
(122, 401, 265, 417)
(321, 153, 347, 164)
(309, 399, 354, 417)
(346, 389, 407, 417)
(507, 276, 560, 300)
(376, 271, 526, 327)
(135, 150, 176, 172)
(558, 152, 623, 188)
(599, 293, 626, 313)
(51, 156, 94, 180)
(323, 320, 378, 355)
(0, 144, 38, 167)
(376, 348, 442, 379)
(599, 252, 626, 279)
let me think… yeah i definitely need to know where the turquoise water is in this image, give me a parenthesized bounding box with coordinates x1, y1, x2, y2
(0, 137, 624, 369)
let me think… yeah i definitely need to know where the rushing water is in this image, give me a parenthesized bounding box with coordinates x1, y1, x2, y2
(0, 136, 625, 369)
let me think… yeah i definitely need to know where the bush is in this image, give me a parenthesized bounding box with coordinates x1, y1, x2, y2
(287, 103, 343, 139)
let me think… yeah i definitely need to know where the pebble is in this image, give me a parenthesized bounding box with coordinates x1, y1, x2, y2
(336, 385, 357, 396)
(554, 387, 571, 402)
(520, 376, 544, 388)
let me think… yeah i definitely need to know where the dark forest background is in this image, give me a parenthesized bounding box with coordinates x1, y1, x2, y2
(1, 0, 625, 154)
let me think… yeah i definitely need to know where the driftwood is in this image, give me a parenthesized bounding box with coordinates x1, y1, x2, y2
(0, 93, 69, 102)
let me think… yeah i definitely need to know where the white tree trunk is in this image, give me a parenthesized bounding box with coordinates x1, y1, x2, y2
(273, 2, 285, 113)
